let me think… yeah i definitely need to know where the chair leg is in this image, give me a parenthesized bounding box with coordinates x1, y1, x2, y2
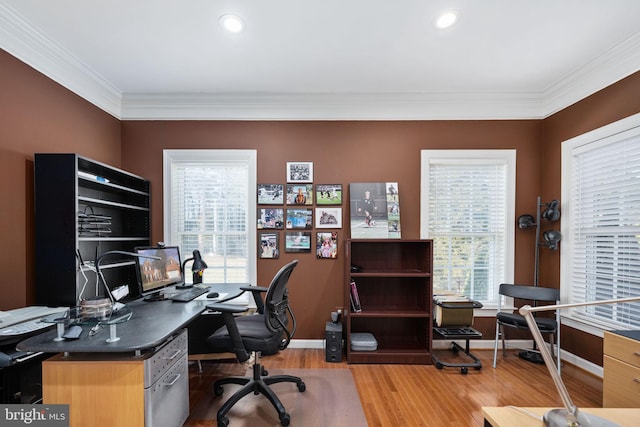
(493, 321, 500, 368)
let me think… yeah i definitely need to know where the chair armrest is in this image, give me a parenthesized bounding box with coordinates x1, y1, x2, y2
(205, 303, 249, 314)
(205, 303, 251, 362)
(241, 286, 268, 314)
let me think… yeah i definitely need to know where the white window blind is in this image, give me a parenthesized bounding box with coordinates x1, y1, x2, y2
(163, 150, 257, 286)
(562, 116, 640, 331)
(421, 150, 515, 306)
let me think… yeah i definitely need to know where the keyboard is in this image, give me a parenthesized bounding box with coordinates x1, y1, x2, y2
(171, 287, 209, 302)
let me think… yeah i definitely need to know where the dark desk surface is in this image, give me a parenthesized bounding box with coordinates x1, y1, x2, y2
(612, 330, 640, 341)
(17, 283, 247, 354)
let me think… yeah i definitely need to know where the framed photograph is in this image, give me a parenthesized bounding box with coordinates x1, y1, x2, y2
(315, 207, 342, 228)
(316, 232, 338, 259)
(285, 231, 312, 253)
(286, 184, 313, 205)
(315, 184, 342, 205)
(286, 162, 313, 183)
(257, 184, 284, 205)
(257, 208, 284, 229)
(350, 182, 401, 239)
(286, 208, 313, 229)
(258, 232, 279, 259)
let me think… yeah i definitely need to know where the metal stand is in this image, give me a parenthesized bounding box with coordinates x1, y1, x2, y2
(433, 326, 483, 374)
(106, 323, 120, 343)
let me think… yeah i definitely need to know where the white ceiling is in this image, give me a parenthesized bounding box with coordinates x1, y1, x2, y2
(1, 0, 640, 120)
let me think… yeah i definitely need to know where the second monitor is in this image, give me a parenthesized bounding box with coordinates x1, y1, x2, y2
(134, 246, 184, 300)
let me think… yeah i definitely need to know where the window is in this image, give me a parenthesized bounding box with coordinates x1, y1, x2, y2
(561, 113, 640, 333)
(421, 150, 515, 307)
(163, 150, 257, 288)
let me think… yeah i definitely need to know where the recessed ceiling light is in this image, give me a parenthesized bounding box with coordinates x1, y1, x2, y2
(435, 12, 457, 29)
(219, 14, 245, 33)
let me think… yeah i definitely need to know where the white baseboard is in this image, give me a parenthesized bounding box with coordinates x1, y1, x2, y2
(289, 339, 325, 349)
(289, 338, 603, 378)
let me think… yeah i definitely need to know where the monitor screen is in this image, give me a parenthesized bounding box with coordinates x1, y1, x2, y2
(134, 246, 183, 297)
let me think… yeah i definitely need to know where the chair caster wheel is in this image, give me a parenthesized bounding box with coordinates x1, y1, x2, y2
(461, 367, 468, 374)
(280, 413, 290, 426)
(214, 384, 224, 396)
(435, 362, 443, 370)
(262, 368, 268, 376)
(298, 381, 306, 392)
(217, 416, 229, 427)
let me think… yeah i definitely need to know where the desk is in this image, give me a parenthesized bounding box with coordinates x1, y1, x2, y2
(17, 283, 248, 355)
(17, 283, 248, 427)
(482, 406, 640, 427)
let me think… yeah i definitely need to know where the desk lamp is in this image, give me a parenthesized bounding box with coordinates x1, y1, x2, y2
(520, 295, 640, 427)
(179, 249, 208, 288)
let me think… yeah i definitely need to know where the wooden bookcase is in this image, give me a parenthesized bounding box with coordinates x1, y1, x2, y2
(344, 239, 433, 364)
(34, 153, 151, 307)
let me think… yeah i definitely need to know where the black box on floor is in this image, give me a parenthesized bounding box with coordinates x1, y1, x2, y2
(325, 321, 342, 362)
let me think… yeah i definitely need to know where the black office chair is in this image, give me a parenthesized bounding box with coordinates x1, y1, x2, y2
(205, 260, 306, 427)
(492, 283, 561, 372)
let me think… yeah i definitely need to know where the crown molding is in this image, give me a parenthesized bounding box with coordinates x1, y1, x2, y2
(120, 91, 544, 121)
(2, 2, 639, 121)
(540, 32, 640, 118)
(0, 2, 122, 118)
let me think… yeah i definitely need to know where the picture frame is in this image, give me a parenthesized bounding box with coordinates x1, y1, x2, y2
(286, 184, 313, 205)
(286, 162, 313, 183)
(285, 231, 312, 253)
(349, 182, 401, 239)
(257, 184, 284, 205)
(315, 207, 342, 229)
(315, 184, 342, 205)
(285, 208, 313, 229)
(316, 232, 338, 259)
(257, 208, 284, 229)
(258, 232, 279, 259)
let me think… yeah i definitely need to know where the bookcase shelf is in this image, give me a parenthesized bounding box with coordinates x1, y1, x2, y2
(345, 239, 433, 364)
(34, 153, 151, 307)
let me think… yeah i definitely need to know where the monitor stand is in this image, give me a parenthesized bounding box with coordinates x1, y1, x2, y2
(143, 291, 167, 302)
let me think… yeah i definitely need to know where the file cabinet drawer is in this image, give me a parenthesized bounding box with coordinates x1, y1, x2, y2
(603, 355, 640, 407)
(604, 331, 640, 368)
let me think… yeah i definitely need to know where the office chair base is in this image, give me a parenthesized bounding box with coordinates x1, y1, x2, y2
(213, 362, 306, 426)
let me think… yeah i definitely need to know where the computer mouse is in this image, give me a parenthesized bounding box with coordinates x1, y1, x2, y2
(206, 292, 219, 299)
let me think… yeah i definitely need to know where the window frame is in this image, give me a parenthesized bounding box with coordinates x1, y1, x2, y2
(560, 112, 640, 337)
(420, 149, 516, 311)
(163, 149, 257, 289)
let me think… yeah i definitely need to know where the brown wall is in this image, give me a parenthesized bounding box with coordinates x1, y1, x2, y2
(0, 49, 121, 309)
(121, 120, 543, 339)
(540, 72, 640, 364)
(3, 43, 640, 361)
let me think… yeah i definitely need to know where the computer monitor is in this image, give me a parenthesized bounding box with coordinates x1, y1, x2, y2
(134, 246, 184, 300)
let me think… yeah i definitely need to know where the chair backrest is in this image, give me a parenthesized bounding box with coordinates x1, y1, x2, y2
(264, 259, 299, 349)
(498, 283, 559, 303)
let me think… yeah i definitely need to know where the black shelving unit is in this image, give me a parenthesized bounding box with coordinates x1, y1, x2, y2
(34, 153, 151, 307)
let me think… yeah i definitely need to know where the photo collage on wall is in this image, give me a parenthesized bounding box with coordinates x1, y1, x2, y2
(258, 162, 342, 259)
(349, 182, 401, 239)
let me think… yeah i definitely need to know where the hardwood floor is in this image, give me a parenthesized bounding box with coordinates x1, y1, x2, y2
(186, 348, 602, 426)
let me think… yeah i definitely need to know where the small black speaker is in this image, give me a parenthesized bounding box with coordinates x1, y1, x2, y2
(325, 321, 342, 363)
